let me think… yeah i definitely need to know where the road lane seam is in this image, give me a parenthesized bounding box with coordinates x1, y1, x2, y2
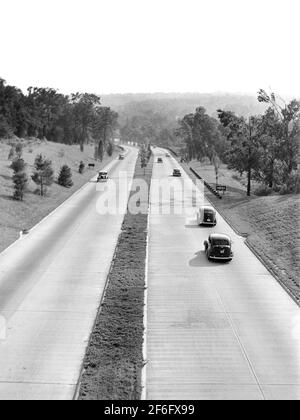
(214, 287, 266, 400)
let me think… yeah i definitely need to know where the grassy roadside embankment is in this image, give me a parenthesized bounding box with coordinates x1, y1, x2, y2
(179, 159, 300, 304)
(0, 139, 119, 252)
(78, 154, 154, 400)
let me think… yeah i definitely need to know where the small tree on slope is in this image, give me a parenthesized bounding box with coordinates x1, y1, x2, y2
(11, 158, 28, 201)
(58, 165, 73, 188)
(32, 154, 54, 196)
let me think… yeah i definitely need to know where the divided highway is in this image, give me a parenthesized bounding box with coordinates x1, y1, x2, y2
(0, 147, 138, 400)
(145, 148, 300, 400)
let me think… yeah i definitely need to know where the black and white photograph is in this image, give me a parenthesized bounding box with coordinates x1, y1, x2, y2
(0, 0, 299, 405)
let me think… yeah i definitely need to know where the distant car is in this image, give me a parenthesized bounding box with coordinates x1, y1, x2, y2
(157, 158, 163, 163)
(97, 171, 108, 182)
(204, 234, 233, 261)
(119, 154, 125, 160)
(165, 153, 171, 157)
(173, 169, 181, 177)
(197, 206, 217, 226)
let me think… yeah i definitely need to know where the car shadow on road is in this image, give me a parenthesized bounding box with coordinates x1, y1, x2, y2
(189, 250, 227, 267)
(185, 223, 212, 229)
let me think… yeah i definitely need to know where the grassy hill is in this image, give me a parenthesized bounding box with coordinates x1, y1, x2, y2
(0, 139, 118, 252)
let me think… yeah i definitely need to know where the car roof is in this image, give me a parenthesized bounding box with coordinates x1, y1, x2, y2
(99, 171, 108, 174)
(200, 205, 215, 211)
(210, 233, 231, 241)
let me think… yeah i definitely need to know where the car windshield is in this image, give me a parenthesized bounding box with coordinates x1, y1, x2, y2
(212, 239, 230, 246)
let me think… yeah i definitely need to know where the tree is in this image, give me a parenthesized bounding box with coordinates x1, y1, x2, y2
(140, 145, 148, 175)
(11, 158, 27, 201)
(106, 141, 114, 157)
(218, 110, 261, 196)
(13, 171, 28, 201)
(212, 153, 221, 186)
(258, 90, 300, 179)
(31, 154, 54, 196)
(79, 161, 85, 174)
(8, 146, 15, 161)
(71, 93, 102, 152)
(15, 143, 23, 158)
(58, 165, 73, 188)
(176, 107, 227, 162)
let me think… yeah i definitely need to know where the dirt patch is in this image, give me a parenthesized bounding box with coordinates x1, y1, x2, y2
(78, 155, 153, 400)
(179, 159, 300, 304)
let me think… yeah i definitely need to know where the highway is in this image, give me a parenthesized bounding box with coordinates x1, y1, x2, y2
(0, 147, 138, 400)
(145, 148, 300, 400)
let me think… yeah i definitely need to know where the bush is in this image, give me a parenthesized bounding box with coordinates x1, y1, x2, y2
(279, 172, 300, 195)
(58, 165, 73, 188)
(254, 185, 273, 196)
(79, 161, 85, 174)
(13, 171, 28, 201)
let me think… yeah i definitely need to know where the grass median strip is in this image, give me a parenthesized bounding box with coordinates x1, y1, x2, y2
(78, 155, 153, 400)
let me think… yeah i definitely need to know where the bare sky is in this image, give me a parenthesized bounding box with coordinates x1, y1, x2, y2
(1, 0, 299, 96)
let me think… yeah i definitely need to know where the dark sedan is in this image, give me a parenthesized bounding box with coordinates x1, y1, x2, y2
(204, 233, 233, 261)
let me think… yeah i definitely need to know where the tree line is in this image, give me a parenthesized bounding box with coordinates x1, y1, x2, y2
(176, 90, 300, 196)
(0, 78, 118, 160)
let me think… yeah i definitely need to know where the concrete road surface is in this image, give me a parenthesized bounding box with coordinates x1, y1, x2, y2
(0, 147, 138, 400)
(145, 148, 300, 400)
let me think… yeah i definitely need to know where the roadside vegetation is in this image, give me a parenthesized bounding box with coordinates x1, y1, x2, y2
(0, 139, 119, 252)
(79, 151, 153, 400)
(0, 77, 121, 252)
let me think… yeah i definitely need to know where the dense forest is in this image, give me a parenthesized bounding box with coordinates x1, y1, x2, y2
(1, 79, 299, 197)
(0, 78, 118, 159)
(103, 91, 299, 196)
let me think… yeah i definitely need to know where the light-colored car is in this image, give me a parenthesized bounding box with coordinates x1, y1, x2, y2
(119, 154, 125, 160)
(197, 206, 217, 226)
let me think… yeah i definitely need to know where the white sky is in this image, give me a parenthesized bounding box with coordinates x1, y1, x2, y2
(1, 0, 299, 96)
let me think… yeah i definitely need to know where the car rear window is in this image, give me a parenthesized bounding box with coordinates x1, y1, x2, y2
(212, 239, 230, 246)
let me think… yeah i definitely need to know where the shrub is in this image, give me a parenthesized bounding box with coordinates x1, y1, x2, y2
(254, 185, 273, 196)
(58, 165, 73, 188)
(13, 171, 28, 201)
(279, 172, 300, 195)
(79, 161, 85, 174)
